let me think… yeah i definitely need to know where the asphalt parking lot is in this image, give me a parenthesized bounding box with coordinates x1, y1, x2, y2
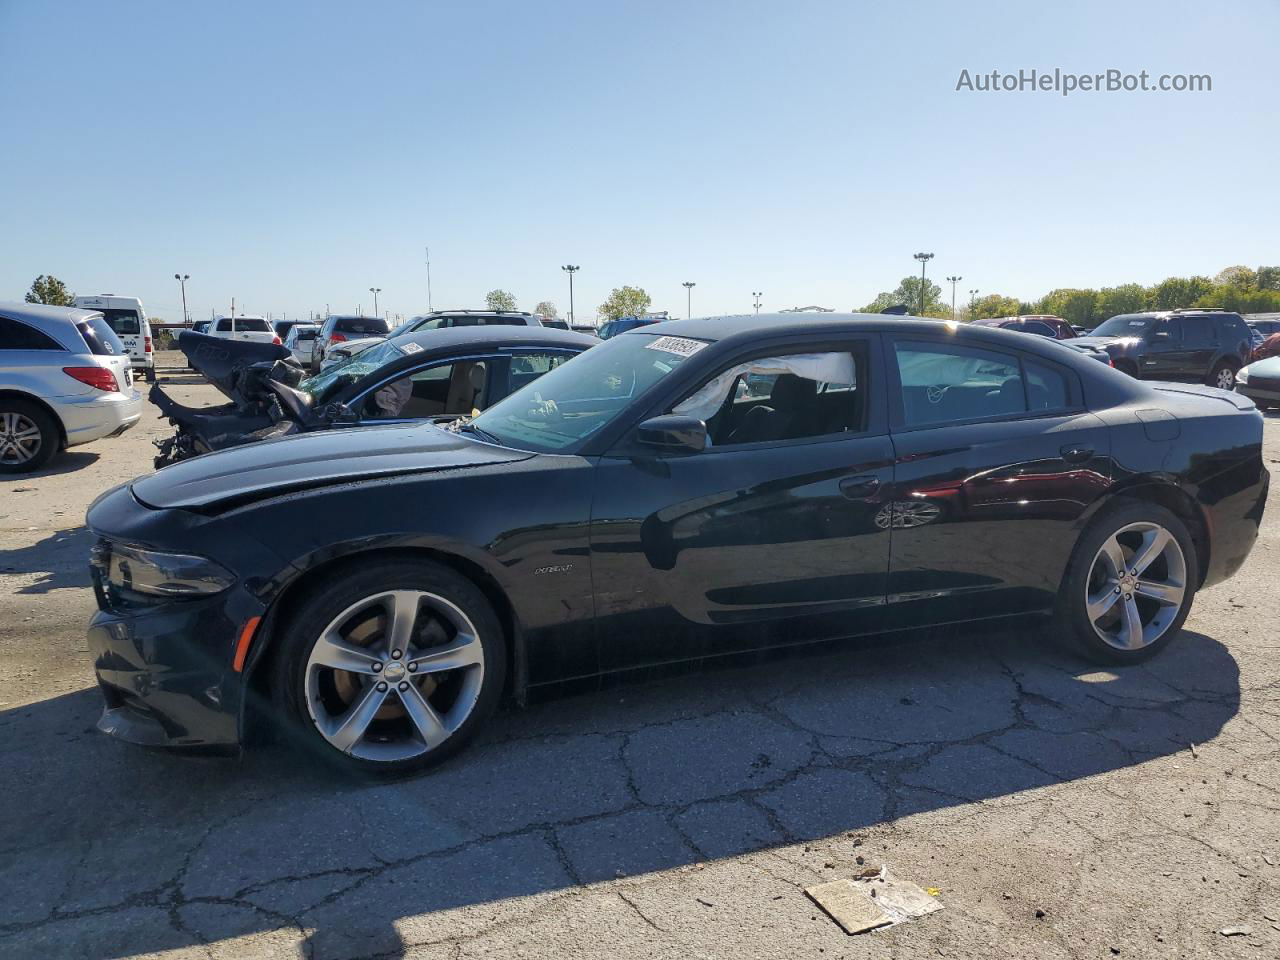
(2, 355, 1278, 959)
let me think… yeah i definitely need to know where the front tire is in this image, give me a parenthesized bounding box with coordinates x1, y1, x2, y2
(274, 559, 506, 775)
(1058, 501, 1197, 665)
(0, 400, 59, 473)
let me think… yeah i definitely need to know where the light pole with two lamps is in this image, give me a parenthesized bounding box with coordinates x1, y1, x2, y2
(561, 265, 579, 324)
(912, 252, 934, 316)
(682, 281, 696, 319)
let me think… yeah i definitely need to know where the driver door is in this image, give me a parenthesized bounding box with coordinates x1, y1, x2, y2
(588, 335, 896, 673)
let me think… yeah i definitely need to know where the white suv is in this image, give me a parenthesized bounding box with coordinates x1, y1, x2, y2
(71, 294, 156, 383)
(0, 302, 143, 472)
(209, 315, 281, 345)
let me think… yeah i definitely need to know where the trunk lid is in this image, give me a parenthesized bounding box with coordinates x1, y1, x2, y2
(177, 330, 295, 404)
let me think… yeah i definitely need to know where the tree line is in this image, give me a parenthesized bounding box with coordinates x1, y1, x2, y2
(861, 265, 1280, 327)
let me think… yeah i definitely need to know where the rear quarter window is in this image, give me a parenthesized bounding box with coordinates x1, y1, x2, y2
(76, 317, 126, 356)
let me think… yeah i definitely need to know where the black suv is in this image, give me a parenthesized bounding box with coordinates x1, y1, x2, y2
(1074, 309, 1251, 389)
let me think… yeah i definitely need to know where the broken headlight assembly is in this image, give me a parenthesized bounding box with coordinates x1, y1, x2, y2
(90, 539, 236, 606)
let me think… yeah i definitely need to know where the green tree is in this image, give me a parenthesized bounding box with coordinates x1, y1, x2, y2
(968, 294, 1021, 321)
(1255, 266, 1280, 291)
(1215, 265, 1257, 289)
(24, 274, 75, 306)
(861, 276, 945, 316)
(533, 300, 557, 319)
(598, 285, 652, 322)
(1094, 283, 1148, 319)
(485, 289, 517, 311)
(1036, 288, 1098, 327)
(1194, 287, 1280, 313)
(1148, 275, 1215, 310)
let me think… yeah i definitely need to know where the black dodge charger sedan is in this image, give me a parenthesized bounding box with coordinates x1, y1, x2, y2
(86, 314, 1268, 774)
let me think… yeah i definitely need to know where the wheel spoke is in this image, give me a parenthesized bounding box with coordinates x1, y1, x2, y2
(1119, 594, 1144, 649)
(325, 683, 389, 752)
(310, 632, 380, 674)
(1087, 587, 1121, 621)
(407, 634, 483, 674)
(1135, 578, 1183, 607)
(397, 682, 449, 748)
(1129, 528, 1172, 576)
(385, 591, 421, 654)
(1098, 536, 1126, 578)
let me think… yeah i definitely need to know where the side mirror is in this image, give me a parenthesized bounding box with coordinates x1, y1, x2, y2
(636, 415, 707, 453)
(322, 402, 359, 424)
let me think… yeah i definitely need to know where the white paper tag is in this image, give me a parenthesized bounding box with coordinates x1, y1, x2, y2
(646, 335, 708, 357)
(400, 342, 423, 354)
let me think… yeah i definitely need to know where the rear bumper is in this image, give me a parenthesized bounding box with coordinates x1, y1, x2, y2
(1200, 455, 1269, 589)
(56, 390, 143, 447)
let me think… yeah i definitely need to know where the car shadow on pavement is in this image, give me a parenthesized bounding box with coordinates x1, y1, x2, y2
(0, 526, 93, 594)
(0, 626, 1240, 959)
(6, 450, 102, 479)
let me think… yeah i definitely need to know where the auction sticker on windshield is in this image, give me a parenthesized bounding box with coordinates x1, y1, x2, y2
(401, 342, 423, 354)
(646, 336, 708, 357)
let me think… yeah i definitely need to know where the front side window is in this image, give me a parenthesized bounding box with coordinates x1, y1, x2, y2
(0, 317, 64, 351)
(362, 360, 489, 419)
(670, 349, 864, 445)
(472, 332, 702, 452)
(507, 350, 575, 394)
(895, 341, 1024, 427)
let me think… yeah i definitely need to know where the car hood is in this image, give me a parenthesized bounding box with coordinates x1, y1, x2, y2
(177, 330, 295, 403)
(1071, 335, 1128, 351)
(132, 422, 533, 511)
(1243, 355, 1280, 377)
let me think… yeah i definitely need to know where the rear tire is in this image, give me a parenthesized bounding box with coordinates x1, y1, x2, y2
(1207, 361, 1237, 390)
(0, 399, 59, 473)
(1057, 501, 1197, 665)
(273, 558, 506, 776)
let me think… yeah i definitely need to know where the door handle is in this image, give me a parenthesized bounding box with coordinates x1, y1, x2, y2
(1060, 443, 1093, 464)
(839, 475, 881, 498)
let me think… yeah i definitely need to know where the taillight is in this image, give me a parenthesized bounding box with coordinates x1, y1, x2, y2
(144, 336, 153, 353)
(63, 366, 120, 392)
(330, 333, 348, 343)
(272, 336, 282, 345)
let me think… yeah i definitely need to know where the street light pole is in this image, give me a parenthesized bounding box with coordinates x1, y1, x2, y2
(912, 252, 934, 316)
(173, 273, 190, 325)
(968, 288, 979, 320)
(560, 265, 579, 324)
(945, 275, 962, 322)
(424, 247, 433, 313)
(752, 291, 762, 314)
(683, 281, 696, 319)
(369, 288, 381, 316)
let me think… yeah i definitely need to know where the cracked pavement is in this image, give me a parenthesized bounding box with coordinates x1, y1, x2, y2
(1, 366, 1278, 959)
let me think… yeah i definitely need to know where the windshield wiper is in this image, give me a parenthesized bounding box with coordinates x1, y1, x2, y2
(458, 421, 501, 444)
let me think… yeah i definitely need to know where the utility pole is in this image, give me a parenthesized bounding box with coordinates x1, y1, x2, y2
(913, 252, 934, 316)
(425, 247, 433, 313)
(752, 291, 762, 314)
(173, 274, 190, 325)
(683, 281, 696, 319)
(946, 275, 962, 322)
(561, 265, 579, 323)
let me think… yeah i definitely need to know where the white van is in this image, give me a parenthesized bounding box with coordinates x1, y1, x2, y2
(71, 294, 155, 382)
(208, 315, 281, 346)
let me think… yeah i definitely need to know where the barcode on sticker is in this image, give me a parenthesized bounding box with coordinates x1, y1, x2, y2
(401, 342, 423, 354)
(646, 336, 708, 357)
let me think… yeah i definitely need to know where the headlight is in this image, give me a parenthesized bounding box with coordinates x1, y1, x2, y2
(1236, 366, 1249, 384)
(90, 540, 236, 600)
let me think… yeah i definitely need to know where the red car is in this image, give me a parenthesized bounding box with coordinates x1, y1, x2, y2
(972, 315, 1076, 340)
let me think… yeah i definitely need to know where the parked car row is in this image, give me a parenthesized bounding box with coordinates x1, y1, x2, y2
(82, 311, 1268, 777)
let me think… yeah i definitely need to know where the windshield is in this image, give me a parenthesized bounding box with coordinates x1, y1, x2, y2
(1092, 314, 1156, 337)
(472, 333, 707, 452)
(298, 339, 404, 402)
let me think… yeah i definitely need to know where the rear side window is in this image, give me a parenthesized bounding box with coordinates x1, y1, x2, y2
(1024, 359, 1071, 410)
(76, 317, 126, 356)
(1021, 321, 1057, 338)
(895, 342, 1024, 427)
(97, 308, 141, 336)
(1182, 316, 1214, 347)
(337, 318, 391, 336)
(0, 317, 65, 350)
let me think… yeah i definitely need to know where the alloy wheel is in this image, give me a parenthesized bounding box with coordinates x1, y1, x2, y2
(304, 590, 485, 762)
(1215, 366, 1235, 389)
(0, 412, 42, 466)
(1084, 521, 1187, 651)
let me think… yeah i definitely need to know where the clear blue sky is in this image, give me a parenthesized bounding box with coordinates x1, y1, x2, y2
(2, 0, 1276, 322)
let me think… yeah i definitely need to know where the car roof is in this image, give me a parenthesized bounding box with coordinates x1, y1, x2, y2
(0, 300, 101, 326)
(393, 325, 597, 351)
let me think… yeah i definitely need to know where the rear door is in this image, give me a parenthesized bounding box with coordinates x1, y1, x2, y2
(882, 335, 1110, 625)
(1177, 315, 1216, 378)
(1143, 317, 1188, 378)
